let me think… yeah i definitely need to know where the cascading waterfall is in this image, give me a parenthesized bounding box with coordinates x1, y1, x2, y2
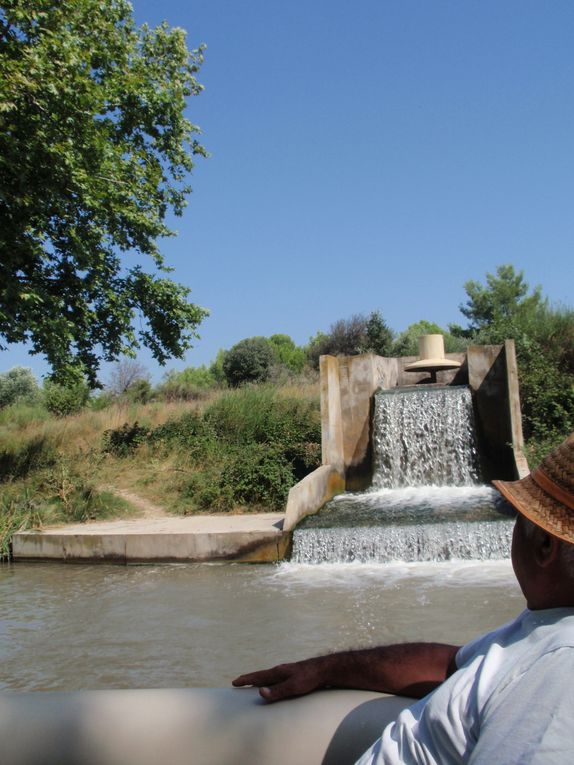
(292, 386, 515, 564)
(372, 387, 480, 488)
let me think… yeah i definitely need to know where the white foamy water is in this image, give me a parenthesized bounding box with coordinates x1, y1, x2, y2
(291, 521, 514, 564)
(275, 558, 516, 589)
(372, 387, 480, 488)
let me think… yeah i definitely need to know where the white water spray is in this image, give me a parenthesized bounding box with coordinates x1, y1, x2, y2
(292, 387, 514, 564)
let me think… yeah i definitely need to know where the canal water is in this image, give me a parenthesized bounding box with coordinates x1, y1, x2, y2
(1, 560, 524, 692)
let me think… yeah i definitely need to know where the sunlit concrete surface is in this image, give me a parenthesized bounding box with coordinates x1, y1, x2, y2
(0, 687, 412, 765)
(12, 513, 289, 563)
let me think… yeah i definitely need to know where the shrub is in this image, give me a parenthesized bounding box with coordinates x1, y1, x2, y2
(222, 337, 276, 386)
(204, 387, 320, 454)
(158, 365, 217, 401)
(223, 443, 295, 509)
(44, 380, 90, 416)
(102, 421, 151, 456)
(0, 399, 51, 427)
(89, 391, 115, 411)
(183, 445, 296, 512)
(125, 378, 153, 404)
(151, 412, 216, 461)
(268, 334, 307, 373)
(172, 386, 322, 512)
(0, 367, 40, 408)
(209, 349, 227, 385)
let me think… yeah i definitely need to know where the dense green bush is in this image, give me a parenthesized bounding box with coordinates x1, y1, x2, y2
(0, 367, 39, 408)
(222, 337, 276, 386)
(124, 378, 153, 404)
(151, 411, 216, 462)
(102, 421, 151, 456)
(155, 386, 321, 512)
(0, 491, 43, 561)
(222, 443, 295, 508)
(44, 380, 90, 416)
(0, 399, 51, 427)
(203, 386, 320, 469)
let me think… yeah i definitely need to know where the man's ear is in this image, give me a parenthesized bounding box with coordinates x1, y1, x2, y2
(533, 527, 560, 568)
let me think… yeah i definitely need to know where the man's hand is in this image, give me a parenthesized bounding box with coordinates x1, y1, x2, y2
(233, 643, 460, 703)
(232, 657, 328, 702)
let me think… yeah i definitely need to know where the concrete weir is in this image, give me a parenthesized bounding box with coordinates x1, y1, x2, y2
(12, 513, 289, 564)
(284, 339, 528, 530)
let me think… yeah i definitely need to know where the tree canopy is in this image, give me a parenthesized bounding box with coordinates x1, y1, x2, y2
(451, 264, 543, 339)
(451, 264, 573, 454)
(392, 320, 466, 357)
(222, 337, 277, 387)
(306, 311, 394, 368)
(0, 0, 208, 385)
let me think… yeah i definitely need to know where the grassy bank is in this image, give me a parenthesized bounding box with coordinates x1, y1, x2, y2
(0, 381, 321, 558)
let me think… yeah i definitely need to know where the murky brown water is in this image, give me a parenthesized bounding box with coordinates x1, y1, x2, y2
(0, 560, 524, 691)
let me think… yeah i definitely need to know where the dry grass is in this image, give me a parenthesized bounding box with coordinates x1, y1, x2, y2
(1, 379, 322, 527)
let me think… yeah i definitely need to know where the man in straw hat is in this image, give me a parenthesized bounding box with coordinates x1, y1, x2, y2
(233, 433, 574, 763)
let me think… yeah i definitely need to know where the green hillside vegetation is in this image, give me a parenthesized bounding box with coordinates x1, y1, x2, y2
(0, 382, 320, 558)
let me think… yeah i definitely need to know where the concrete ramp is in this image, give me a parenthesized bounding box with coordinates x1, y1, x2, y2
(12, 514, 289, 564)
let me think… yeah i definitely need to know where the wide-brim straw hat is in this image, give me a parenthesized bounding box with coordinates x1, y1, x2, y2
(493, 433, 574, 544)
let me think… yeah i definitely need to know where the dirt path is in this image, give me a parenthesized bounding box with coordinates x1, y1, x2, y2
(112, 489, 169, 519)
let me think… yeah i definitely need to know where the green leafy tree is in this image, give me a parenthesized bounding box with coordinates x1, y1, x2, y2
(0, 0, 208, 386)
(222, 337, 277, 387)
(268, 334, 306, 373)
(364, 311, 394, 356)
(43, 379, 90, 416)
(392, 320, 467, 357)
(307, 312, 394, 368)
(451, 265, 543, 340)
(0, 366, 39, 407)
(452, 265, 573, 452)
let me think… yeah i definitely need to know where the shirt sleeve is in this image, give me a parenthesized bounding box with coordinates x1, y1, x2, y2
(455, 612, 526, 670)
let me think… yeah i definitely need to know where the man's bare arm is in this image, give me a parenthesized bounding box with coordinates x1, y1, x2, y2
(232, 642, 460, 702)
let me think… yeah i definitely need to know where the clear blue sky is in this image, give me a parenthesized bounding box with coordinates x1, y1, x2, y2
(2, 0, 574, 384)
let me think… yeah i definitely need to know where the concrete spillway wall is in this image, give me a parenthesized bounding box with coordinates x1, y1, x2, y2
(285, 340, 527, 530)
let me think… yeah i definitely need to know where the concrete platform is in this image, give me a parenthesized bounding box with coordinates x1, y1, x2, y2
(12, 513, 289, 564)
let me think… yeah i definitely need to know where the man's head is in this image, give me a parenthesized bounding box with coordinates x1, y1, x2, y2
(493, 434, 574, 609)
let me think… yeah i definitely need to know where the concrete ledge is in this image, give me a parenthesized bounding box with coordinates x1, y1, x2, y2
(284, 465, 345, 531)
(12, 514, 289, 564)
(0, 687, 413, 765)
